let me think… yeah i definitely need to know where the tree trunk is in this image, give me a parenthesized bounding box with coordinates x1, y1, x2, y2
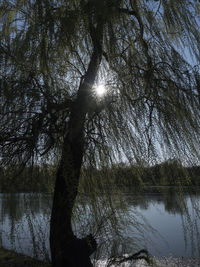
(49, 61, 101, 267)
(50, 86, 98, 266)
(50, 16, 104, 266)
(50, 89, 98, 265)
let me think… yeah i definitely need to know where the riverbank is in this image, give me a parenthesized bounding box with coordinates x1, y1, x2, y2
(1, 247, 199, 267)
(133, 256, 200, 266)
(95, 256, 200, 266)
(0, 247, 51, 267)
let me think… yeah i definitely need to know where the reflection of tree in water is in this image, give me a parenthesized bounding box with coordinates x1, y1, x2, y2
(124, 188, 200, 258)
(1, 190, 200, 260)
(163, 188, 185, 215)
(124, 187, 190, 215)
(0, 193, 52, 260)
(0, 193, 52, 223)
(0, 194, 24, 223)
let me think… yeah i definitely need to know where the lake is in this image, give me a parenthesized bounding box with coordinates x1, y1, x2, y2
(0, 188, 200, 262)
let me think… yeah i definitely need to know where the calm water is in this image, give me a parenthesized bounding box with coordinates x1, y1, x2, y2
(0, 189, 200, 261)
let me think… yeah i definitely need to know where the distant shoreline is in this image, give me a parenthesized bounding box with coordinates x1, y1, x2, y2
(0, 185, 200, 194)
(0, 247, 50, 267)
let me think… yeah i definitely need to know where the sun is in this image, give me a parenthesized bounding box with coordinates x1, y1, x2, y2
(95, 84, 106, 97)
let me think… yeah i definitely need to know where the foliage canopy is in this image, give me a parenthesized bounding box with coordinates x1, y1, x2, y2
(0, 0, 200, 168)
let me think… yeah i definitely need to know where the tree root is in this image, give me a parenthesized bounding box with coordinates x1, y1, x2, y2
(80, 234, 97, 256)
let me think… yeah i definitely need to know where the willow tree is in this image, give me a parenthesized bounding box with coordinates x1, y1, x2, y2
(0, 0, 200, 266)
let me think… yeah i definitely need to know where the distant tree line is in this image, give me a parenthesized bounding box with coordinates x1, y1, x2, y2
(80, 160, 200, 193)
(114, 160, 200, 187)
(0, 164, 56, 193)
(0, 160, 200, 193)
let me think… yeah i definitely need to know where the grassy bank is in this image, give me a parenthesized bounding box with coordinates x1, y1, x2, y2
(0, 247, 51, 267)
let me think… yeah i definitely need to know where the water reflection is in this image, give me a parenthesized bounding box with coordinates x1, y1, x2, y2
(0, 188, 200, 261)
(0, 193, 51, 260)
